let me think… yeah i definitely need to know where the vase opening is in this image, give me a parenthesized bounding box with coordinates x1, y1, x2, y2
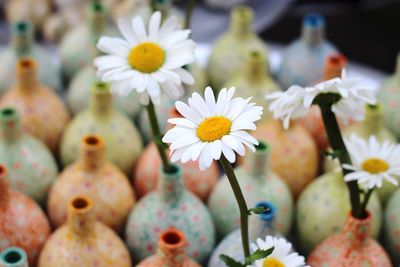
(92, 0, 103, 12)
(303, 13, 324, 28)
(19, 58, 35, 70)
(94, 82, 109, 92)
(71, 196, 92, 213)
(160, 228, 185, 248)
(163, 164, 180, 175)
(0, 108, 18, 122)
(255, 201, 276, 222)
(15, 22, 30, 35)
(83, 135, 102, 147)
(328, 54, 346, 67)
(1, 247, 27, 265)
(255, 140, 268, 152)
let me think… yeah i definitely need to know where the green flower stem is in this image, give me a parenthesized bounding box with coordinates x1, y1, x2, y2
(184, 0, 196, 29)
(219, 155, 250, 258)
(146, 100, 174, 173)
(360, 188, 374, 214)
(151, 0, 158, 11)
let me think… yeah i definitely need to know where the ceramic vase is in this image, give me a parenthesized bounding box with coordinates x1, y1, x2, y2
(38, 196, 132, 267)
(208, 141, 293, 238)
(60, 82, 143, 174)
(307, 211, 391, 266)
(207, 5, 267, 90)
(0, 21, 61, 95)
(48, 134, 135, 233)
(384, 189, 400, 265)
(253, 119, 318, 198)
(0, 164, 51, 266)
(5, 0, 51, 32)
(277, 13, 338, 88)
(296, 171, 382, 254)
(0, 247, 28, 267)
(0, 107, 57, 205)
(223, 49, 281, 121)
(208, 202, 282, 267)
(0, 58, 69, 154)
(125, 165, 216, 264)
(137, 228, 201, 267)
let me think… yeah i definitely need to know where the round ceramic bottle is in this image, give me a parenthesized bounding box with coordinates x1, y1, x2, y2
(0, 164, 51, 266)
(208, 141, 293, 238)
(0, 247, 29, 267)
(277, 13, 338, 89)
(60, 82, 143, 174)
(378, 53, 400, 139)
(296, 171, 382, 254)
(223, 49, 281, 121)
(0, 21, 61, 94)
(137, 228, 201, 267)
(253, 119, 318, 198)
(207, 5, 267, 90)
(38, 196, 132, 267)
(307, 211, 391, 266)
(48, 134, 135, 233)
(384, 189, 400, 265)
(208, 202, 282, 267)
(0, 58, 70, 154)
(0, 107, 58, 205)
(125, 165, 216, 264)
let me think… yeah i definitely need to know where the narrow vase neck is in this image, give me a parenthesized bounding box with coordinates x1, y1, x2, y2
(342, 211, 372, 246)
(78, 135, 105, 171)
(244, 143, 270, 180)
(323, 54, 347, 80)
(244, 50, 268, 82)
(249, 202, 277, 240)
(301, 13, 325, 46)
(15, 58, 39, 93)
(12, 22, 33, 57)
(361, 104, 384, 135)
(156, 229, 186, 267)
(89, 1, 106, 39)
(154, 0, 173, 18)
(0, 165, 10, 205)
(159, 165, 184, 202)
(229, 6, 253, 38)
(0, 247, 29, 267)
(0, 108, 22, 142)
(89, 83, 113, 115)
(67, 197, 95, 237)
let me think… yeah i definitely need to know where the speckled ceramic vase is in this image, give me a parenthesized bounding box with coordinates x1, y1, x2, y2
(296, 171, 382, 254)
(38, 196, 132, 267)
(137, 228, 201, 267)
(208, 141, 293, 238)
(48, 134, 135, 232)
(253, 119, 318, 198)
(0, 247, 29, 267)
(0, 21, 61, 95)
(60, 82, 143, 174)
(384, 189, 400, 265)
(223, 49, 281, 121)
(207, 5, 267, 90)
(125, 165, 216, 264)
(0, 107, 57, 205)
(277, 13, 338, 89)
(0, 165, 51, 266)
(378, 53, 400, 139)
(208, 202, 282, 267)
(307, 211, 391, 267)
(0, 58, 69, 154)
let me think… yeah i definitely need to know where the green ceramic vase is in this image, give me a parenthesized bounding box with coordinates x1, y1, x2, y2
(384, 189, 400, 265)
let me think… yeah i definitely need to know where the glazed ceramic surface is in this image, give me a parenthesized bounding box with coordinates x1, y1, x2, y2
(38, 196, 132, 267)
(0, 165, 50, 266)
(125, 165, 216, 264)
(296, 171, 382, 254)
(0, 107, 57, 205)
(384, 189, 400, 265)
(6, 0, 51, 31)
(0, 247, 29, 267)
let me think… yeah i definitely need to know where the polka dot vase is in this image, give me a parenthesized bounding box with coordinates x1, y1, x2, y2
(383, 189, 400, 265)
(125, 164, 216, 264)
(296, 171, 382, 254)
(60, 82, 143, 175)
(0, 247, 29, 267)
(0, 165, 51, 266)
(38, 196, 132, 267)
(0, 107, 58, 205)
(208, 141, 293, 238)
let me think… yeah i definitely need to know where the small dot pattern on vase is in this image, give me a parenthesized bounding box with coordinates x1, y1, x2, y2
(384, 189, 400, 265)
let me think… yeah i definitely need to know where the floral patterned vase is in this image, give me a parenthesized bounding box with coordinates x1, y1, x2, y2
(0, 164, 50, 266)
(0, 21, 61, 95)
(208, 201, 282, 267)
(0, 58, 70, 154)
(125, 165, 216, 264)
(296, 171, 382, 254)
(60, 82, 143, 174)
(207, 5, 267, 90)
(384, 189, 400, 265)
(0, 107, 57, 205)
(137, 228, 201, 267)
(307, 211, 392, 267)
(48, 134, 135, 233)
(253, 119, 318, 198)
(223, 49, 281, 121)
(0, 247, 29, 267)
(38, 196, 132, 267)
(277, 13, 338, 89)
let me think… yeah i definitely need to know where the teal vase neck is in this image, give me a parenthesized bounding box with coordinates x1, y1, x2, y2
(0, 247, 28, 267)
(229, 5, 253, 38)
(244, 50, 268, 83)
(89, 83, 113, 116)
(249, 201, 277, 240)
(158, 165, 184, 203)
(0, 108, 22, 143)
(244, 142, 270, 181)
(301, 13, 325, 46)
(12, 21, 34, 58)
(89, 1, 106, 44)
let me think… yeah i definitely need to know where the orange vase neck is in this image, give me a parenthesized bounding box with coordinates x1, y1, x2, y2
(323, 54, 347, 80)
(342, 211, 372, 246)
(0, 108, 22, 142)
(301, 13, 325, 46)
(244, 50, 268, 83)
(78, 135, 105, 171)
(0, 165, 10, 205)
(12, 21, 33, 57)
(15, 58, 39, 93)
(229, 5, 253, 38)
(89, 83, 113, 115)
(244, 141, 270, 180)
(67, 196, 95, 237)
(157, 228, 187, 267)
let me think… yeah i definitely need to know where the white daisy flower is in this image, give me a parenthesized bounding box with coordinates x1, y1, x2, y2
(251, 236, 309, 267)
(94, 11, 196, 105)
(342, 135, 400, 189)
(162, 86, 263, 170)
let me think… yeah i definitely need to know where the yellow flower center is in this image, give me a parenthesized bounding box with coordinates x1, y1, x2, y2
(196, 116, 232, 142)
(361, 158, 389, 174)
(128, 42, 165, 73)
(262, 258, 285, 267)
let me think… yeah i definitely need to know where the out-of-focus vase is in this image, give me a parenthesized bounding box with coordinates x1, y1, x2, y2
(384, 189, 400, 265)
(0, 107, 57, 205)
(60, 82, 143, 174)
(277, 13, 338, 89)
(38, 196, 132, 267)
(0, 247, 29, 267)
(0, 58, 69, 154)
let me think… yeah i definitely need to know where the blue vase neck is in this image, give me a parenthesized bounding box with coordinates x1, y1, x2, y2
(301, 13, 325, 46)
(249, 202, 277, 240)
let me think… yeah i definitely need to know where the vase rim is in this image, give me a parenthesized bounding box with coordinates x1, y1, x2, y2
(256, 201, 276, 221)
(303, 13, 325, 28)
(69, 195, 93, 214)
(17, 58, 36, 72)
(0, 107, 18, 122)
(159, 228, 186, 249)
(326, 54, 347, 68)
(161, 164, 181, 176)
(13, 21, 31, 36)
(347, 209, 371, 222)
(255, 140, 269, 153)
(0, 247, 27, 266)
(82, 134, 104, 150)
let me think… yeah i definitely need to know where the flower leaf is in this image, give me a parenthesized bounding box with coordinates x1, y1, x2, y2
(244, 248, 274, 265)
(219, 254, 245, 267)
(248, 206, 268, 215)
